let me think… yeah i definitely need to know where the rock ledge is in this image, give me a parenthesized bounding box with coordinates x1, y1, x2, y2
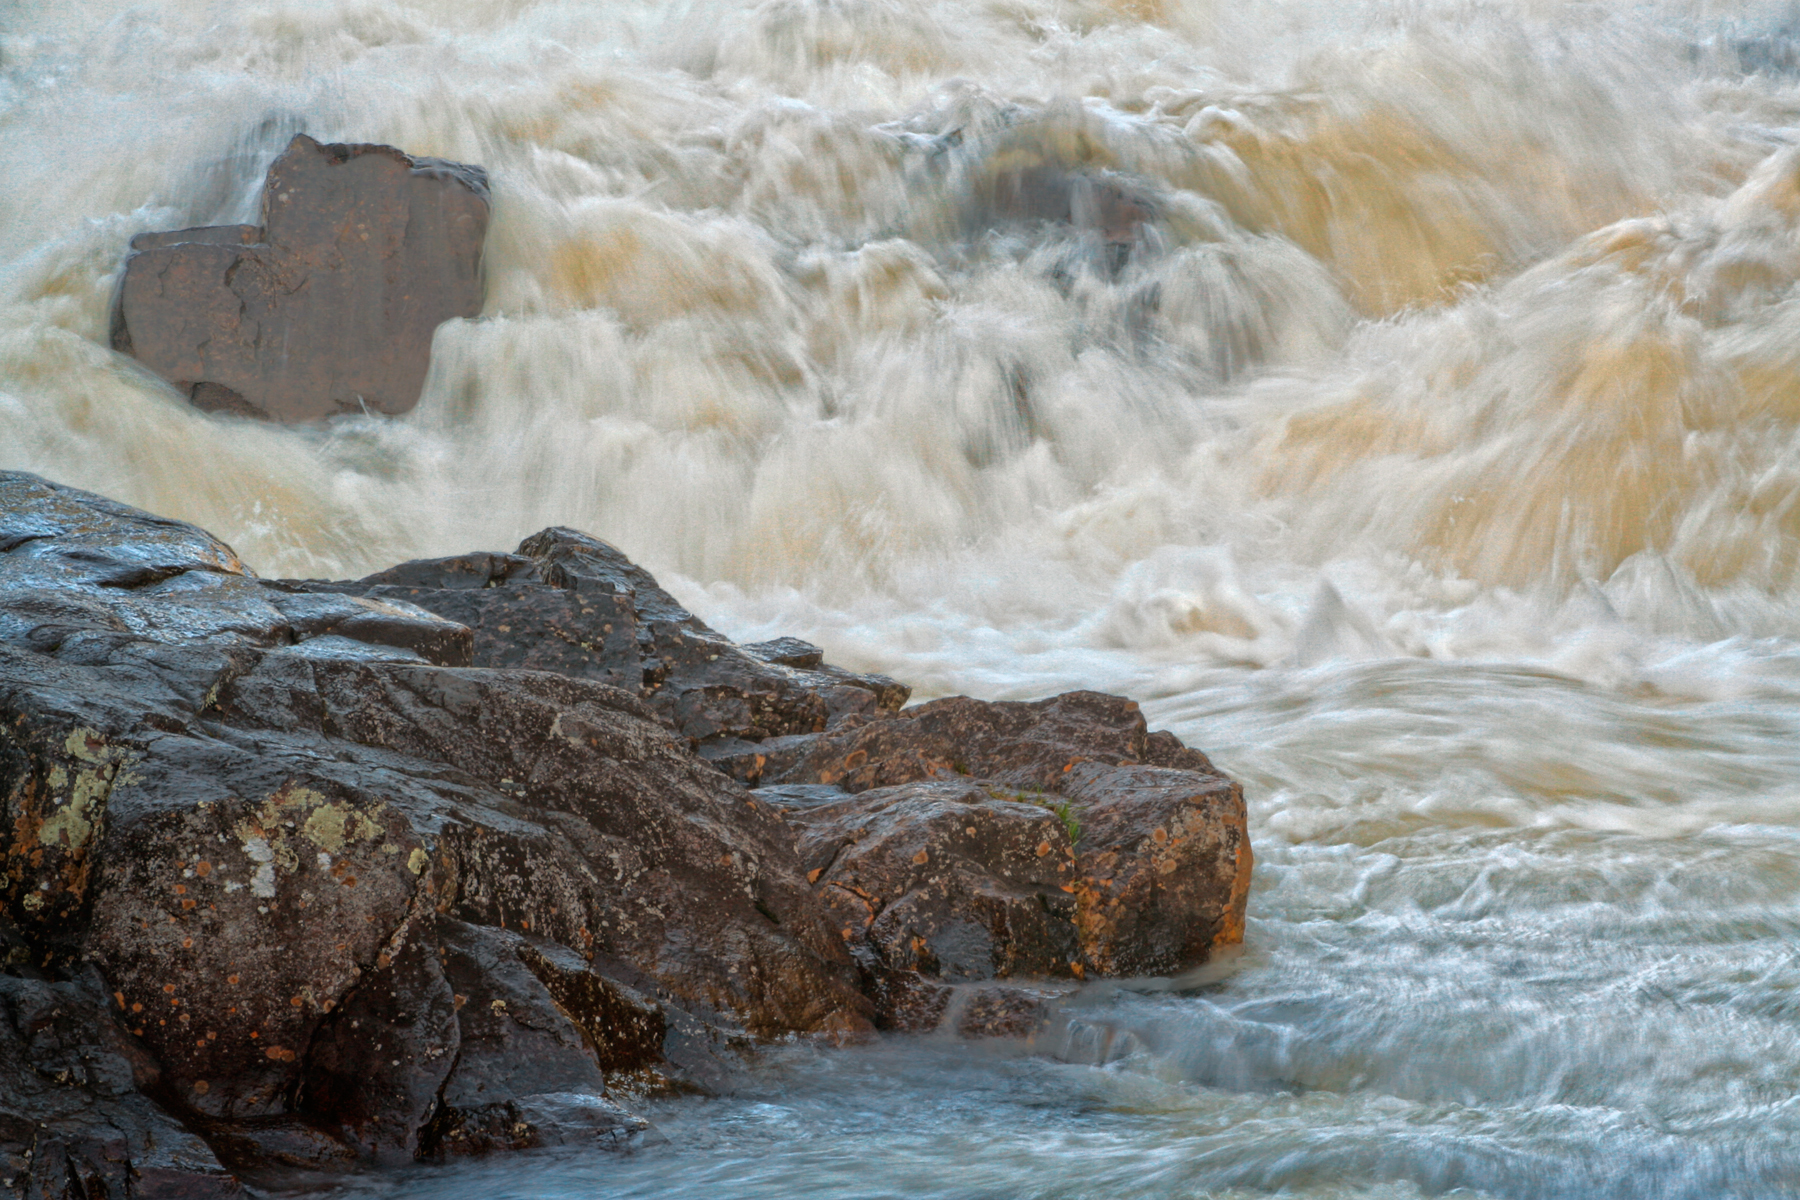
(0, 471, 1249, 1193)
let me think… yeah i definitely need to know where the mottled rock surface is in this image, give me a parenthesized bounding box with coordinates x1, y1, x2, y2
(287, 528, 910, 742)
(0, 469, 1250, 1191)
(746, 693, 1253, 1029)
(0, 951, 243, 1199)
(111, 134, 488, 422)
(0, 472, 861, 1191)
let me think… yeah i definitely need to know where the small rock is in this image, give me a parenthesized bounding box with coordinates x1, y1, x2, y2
(111, 134, 488, 422)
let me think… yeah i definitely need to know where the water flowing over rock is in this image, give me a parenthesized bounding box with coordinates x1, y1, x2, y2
(110, 134, 488, 422)
(0, 470, 1249, 1190)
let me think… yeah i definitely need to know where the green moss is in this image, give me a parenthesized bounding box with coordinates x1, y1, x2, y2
(987, 786, 1082, 846)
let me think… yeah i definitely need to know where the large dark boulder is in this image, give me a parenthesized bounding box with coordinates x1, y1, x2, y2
(0, 470, 1251, 1190)
(110, 134, 488, 422)
(285, 529, 910, 741)
(0, 472, 866, 1189)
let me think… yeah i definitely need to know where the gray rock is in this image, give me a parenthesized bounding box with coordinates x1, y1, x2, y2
(0, 968, 243, 1199)
(283, 528, 912, 746)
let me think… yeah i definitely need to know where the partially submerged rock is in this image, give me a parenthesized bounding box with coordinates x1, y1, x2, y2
(0, 470, 1250, 1191)
(744, 693, 1252, 1030)
(111, 134, 488, 422)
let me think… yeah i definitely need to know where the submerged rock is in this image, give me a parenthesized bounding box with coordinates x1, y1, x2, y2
(0, 470, 1250, 1190)
(111, 134, 488, 422)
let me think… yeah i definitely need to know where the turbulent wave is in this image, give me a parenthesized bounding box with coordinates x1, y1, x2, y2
(7, 1, 1800, 1197)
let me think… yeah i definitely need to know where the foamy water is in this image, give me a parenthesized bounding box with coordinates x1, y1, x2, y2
(6, 0, 1800, 1195)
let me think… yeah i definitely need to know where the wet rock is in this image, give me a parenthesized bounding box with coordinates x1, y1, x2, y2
(194, 1117, 362, 1181)
(111, 134, 488, 422)
(0, 472, 866, 1177)
(764, 690, 1167, 792)
(424, 1090, 651, 1158)
(0, 468, 1252, 1183)
(951, 981, 1074, 1039)
(1061, 760, 1253, 976)
(411, 920, 684, 1157)
(0, 970, 243, 1198)
(284, 527, 910, 744)
(760, 691, 1253, 1012)
(782, 780, 1082, 985)
(421, 919, 609, 1155)
(299, 911, 460, 1164)
(511, 939, 673, 1080)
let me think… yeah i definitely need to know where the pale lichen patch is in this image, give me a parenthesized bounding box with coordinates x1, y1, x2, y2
(302, 803, 349, 854)
(227, 784, 389, 898)
(37, 728, 140, 851)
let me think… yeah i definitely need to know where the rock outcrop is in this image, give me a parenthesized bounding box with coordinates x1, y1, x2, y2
(0, 470, 1250, 1193)
(111, 134, 488, 422)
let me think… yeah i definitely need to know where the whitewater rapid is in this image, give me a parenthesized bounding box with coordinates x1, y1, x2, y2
(7, 0, 1800, 1195)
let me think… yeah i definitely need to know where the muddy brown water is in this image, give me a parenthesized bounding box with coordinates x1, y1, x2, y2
(6, 0, 1800, 1195)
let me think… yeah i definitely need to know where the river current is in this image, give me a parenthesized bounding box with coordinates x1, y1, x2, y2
(7, 0, 1800, 1196)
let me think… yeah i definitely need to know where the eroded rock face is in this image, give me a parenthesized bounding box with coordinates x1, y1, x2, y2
(0, 469, 1251, 1190)
(0, 472, 866, 1189)
(0, 957, 243, 1199)
(291, 528, 910, 742)
(111, 134, 488, 422)
(748, 694, 1253, 1029)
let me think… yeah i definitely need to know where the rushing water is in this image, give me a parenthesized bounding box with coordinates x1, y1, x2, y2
(8, 0, 1800, 1195)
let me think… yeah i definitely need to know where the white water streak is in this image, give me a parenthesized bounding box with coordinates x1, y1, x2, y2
(8, 2, 1800, 1196)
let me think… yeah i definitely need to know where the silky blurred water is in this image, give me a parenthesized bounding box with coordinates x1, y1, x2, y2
(7, 0, 1800, 1194)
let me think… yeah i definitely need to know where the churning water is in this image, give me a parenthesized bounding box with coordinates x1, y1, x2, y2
(7, 0, 1800, 1195)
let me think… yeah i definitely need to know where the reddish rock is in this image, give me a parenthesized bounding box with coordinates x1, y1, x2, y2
(111, 134, 488, 422)
(760, 692, 1253, 1015)
(1063, 760, 1253, 976)
(781, 780, 1082, 985)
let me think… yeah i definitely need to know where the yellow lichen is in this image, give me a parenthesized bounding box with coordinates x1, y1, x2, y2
(63, 727, 106, 763)
(228, 785, 387, 897)
(301, 804, 348, 854)
(37, 728, 139, 851)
